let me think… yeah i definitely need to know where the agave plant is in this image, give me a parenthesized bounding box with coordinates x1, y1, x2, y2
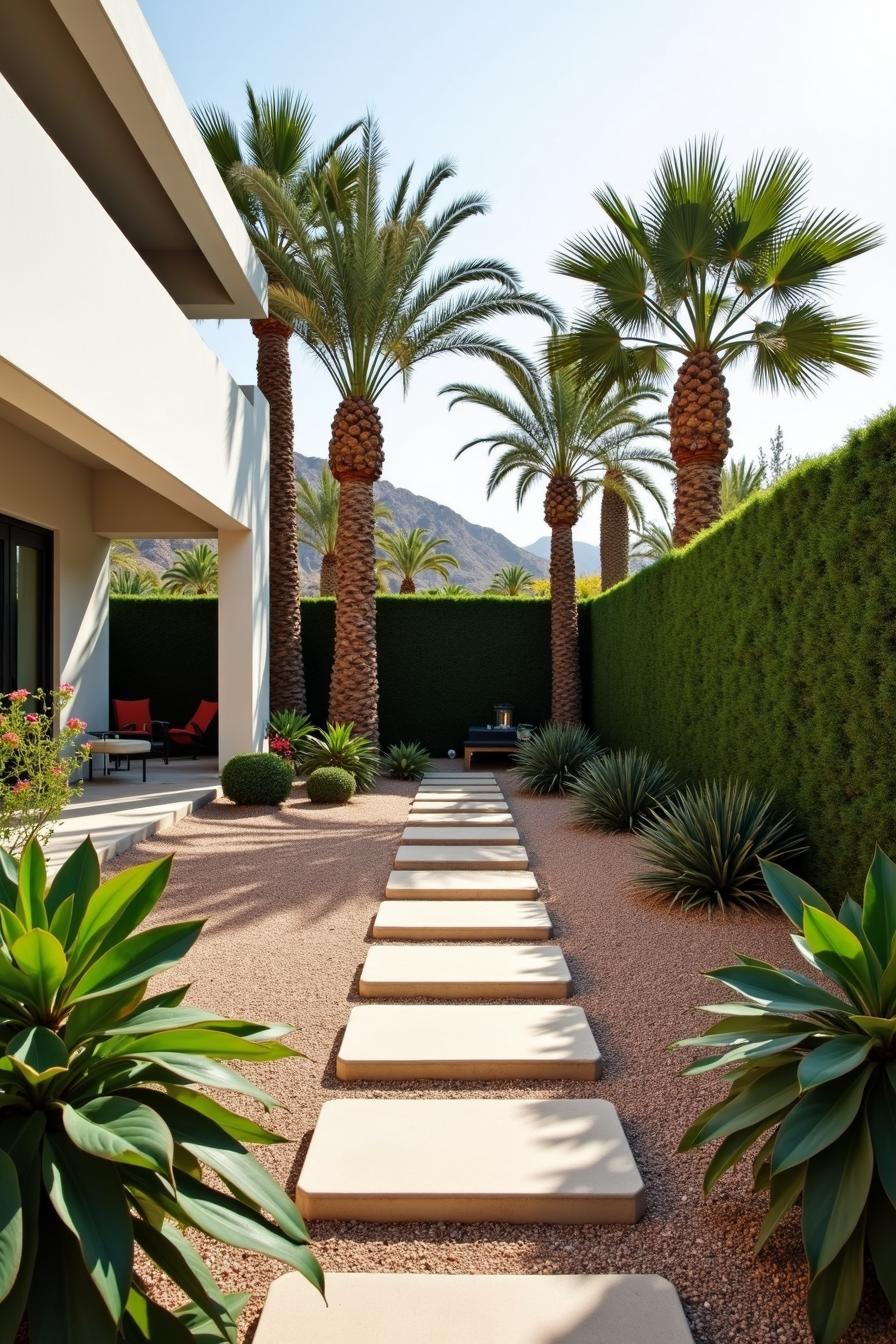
(676, 848, 896, 1344)
(0, 837, 322, 1342)
(269, 709, 315, 772)
(631, 778, 805, 912)
(569, 748, 677, 832)
(513, 723, 601, 795)
(299, 722, 380, 792)
(383, 742, 431, 781)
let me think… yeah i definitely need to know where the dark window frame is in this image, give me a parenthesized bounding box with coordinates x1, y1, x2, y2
(0, 511, 54, 694)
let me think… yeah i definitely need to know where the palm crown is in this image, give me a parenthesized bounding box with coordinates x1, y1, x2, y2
(487, 565, 536, 596)
(161, 544, 218, 595)
(296, 467, 390, 558)
(375, 527, 458, 593)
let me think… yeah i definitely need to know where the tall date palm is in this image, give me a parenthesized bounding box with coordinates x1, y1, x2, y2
(553, 139, 881, 545)
(445, 351, 658, 720)
(236, 117, 556, 740)
(194, 87, 358, 712)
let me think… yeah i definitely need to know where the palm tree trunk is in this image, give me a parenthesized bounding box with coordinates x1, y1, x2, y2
(319, 552, 337, 596)
(543, 476, 581, 723)
(251, 316, 305, 713)
(327, 395, 385, 743)
(600, 471, 629, 590)
(669, 350, 732, 547)
(399, 577, 415, 594)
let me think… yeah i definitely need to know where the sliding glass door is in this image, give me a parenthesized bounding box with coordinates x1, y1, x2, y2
(0, 513, 53, 694)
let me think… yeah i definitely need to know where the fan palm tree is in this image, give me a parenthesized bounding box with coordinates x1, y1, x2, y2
(233, 116, 556, 740)
(194, 87, 359, 712)
(552, 139, 881, 546)
(161, 543, 219, 595)
(487, 565, 536, 595)
(296, 465, 390, 595)
(445, 350, 659, 721)
(720, 456, 766, 514)
(375, 527, 458, 594)
(580, 415, 671, 590)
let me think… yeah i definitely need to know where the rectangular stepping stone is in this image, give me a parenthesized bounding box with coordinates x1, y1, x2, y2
(401, 826, 520, 846)
(359, 943, 571, 999)
(403, 810, 515, 826)
(415, 791, 504, 802)
(410, 799, 508, 813)
(372, 899, 552, 941)
(386, 870, 539, 899)
(296, 1098, 645, 1223)
(394, 844, 528, 870)
(336, 1004, 599, 1080)
(256, 1272, 693, 1344)
(425, 773, 497, 781)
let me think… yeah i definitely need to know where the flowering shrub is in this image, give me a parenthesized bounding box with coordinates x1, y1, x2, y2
(0, 685, 90, 853)
(269, 734, 294, 762)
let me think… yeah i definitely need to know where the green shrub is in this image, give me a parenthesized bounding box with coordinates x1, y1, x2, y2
(383, 741, 431, 780)
(676, 848, 896, 1344)
(221, 752, 294, 805)
(299, 723, 380, 792)
(587, 408, 896, 895)
(513, 722, 601, 795)
(306, 766, 356, 804)
(569, 748, 677, 832)
(631, 778, 806, 912)
(0, 837, 322, 1339)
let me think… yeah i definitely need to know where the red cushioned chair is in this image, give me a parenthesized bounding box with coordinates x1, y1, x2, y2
(167, 700, 218, 759)
(111, 699, 169, 763)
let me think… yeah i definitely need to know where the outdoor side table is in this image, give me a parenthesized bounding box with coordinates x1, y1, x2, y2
(86, 738, 151, 782)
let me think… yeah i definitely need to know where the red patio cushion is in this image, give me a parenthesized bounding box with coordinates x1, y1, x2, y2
(112, 698, 152, 733)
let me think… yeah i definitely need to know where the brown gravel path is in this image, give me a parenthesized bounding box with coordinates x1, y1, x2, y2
(110, 767, 893, 1344)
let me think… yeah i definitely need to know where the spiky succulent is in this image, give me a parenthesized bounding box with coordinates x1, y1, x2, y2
(677, 849, 896, 1344)
(631, 778, 805, 912)
(512, 723, 601, 795)
(0, 838, 321, 1342)
(299, 722, 380, 792)
(383, 742, 431, 781)
(569, 748, 677, 832)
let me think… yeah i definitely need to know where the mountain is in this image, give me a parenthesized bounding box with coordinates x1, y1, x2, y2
(294, 453, 548, 592)
(526, 534, 600, 575)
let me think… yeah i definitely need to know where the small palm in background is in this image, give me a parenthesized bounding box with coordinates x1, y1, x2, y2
(375, 527, 458, 594)
(297, 465, 391, 595)
(487, 564, 535, 595)
(580, 413, 671, 589)
(720, 457, 767, 514)
(162, 543, 219, 595)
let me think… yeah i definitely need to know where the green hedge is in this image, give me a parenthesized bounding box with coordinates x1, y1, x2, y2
(587, 407, 896, 896)
(109, 596, 217, 729)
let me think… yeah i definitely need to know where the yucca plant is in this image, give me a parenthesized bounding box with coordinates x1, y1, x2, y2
(569, 748, 677, 832)
(269, 709, 315, 772)
(513, 723, 601, 795)
(299, 722, 380, 792)
(676, 848, 896, 1344)
(0, 837, 322, 1342)
(383, 742, 431, 781)
(631, 778, 805, 912)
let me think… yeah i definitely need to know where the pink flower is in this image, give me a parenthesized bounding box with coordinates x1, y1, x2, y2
(11, 779, 30, 794)
(58, 683, 75, 696)
(24, 713, 39, 724)
(8, 689, 29, 703)
(66, 718, 87, 733)
(2, 731, 20, 746)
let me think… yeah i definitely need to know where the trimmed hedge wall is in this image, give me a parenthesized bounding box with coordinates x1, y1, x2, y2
(587, 407, 896, 896)
(109, 596, 217, 729)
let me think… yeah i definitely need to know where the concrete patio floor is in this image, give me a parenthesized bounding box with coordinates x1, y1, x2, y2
(47, 758, 220, 871)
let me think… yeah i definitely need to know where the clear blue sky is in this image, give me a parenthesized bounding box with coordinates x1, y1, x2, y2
(144, 0, 895, 549)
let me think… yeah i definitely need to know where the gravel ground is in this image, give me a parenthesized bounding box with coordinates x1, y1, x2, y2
(110, 766, 893, 1344)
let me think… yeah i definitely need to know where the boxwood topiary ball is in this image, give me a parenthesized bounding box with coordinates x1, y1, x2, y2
(221, 752, 294, 805)
(306, 766, 357, 804)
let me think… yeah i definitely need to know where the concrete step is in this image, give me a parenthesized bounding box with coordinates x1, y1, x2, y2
(401, 826, 520, 846)
(403, 810, 515, 826)
(256, 1273, 694, 1344)
(336, 1004, 598, 1080)
(372, 899, 552, 941)
(386, 870, 540, 900)
(394, 844, 528, 870)
(359, 943, 571, 999)
(415, 791, 505, 802)
(425, 772, 497, 781)
(410, 799, 508, 813)
(296, 1098, 645, 1224)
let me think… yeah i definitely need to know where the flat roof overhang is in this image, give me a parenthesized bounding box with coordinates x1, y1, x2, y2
(0, 0, 266, 319)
